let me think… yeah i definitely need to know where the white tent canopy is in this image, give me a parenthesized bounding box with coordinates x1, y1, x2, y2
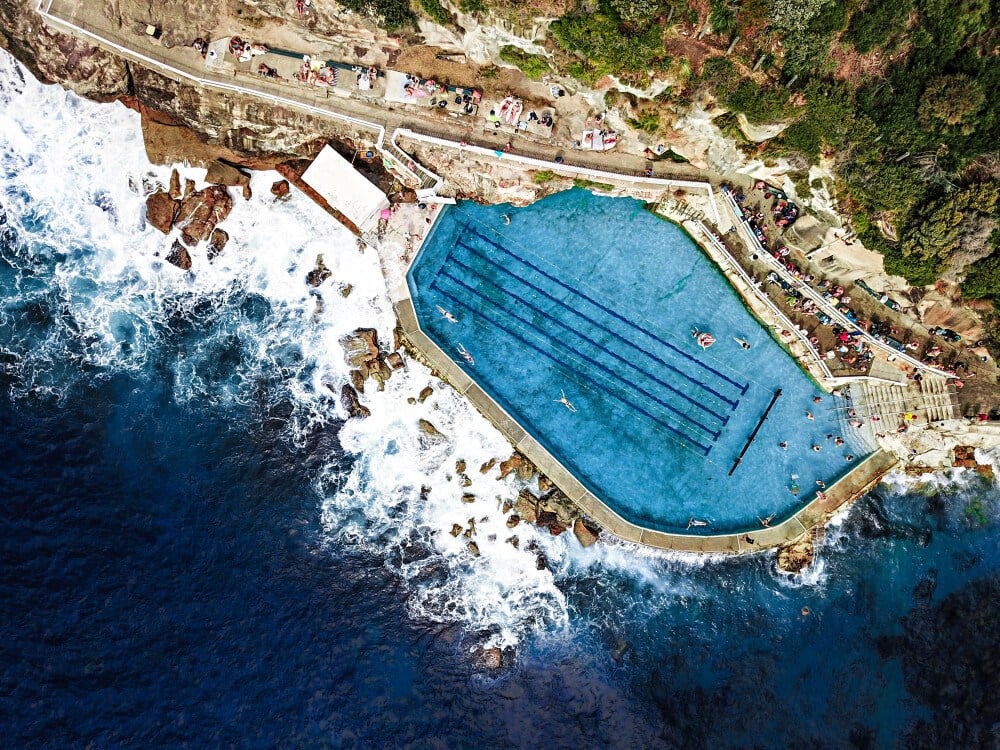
(300, 145, 389, 232)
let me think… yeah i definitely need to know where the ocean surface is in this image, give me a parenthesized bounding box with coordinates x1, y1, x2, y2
(1, 51, 998, 748)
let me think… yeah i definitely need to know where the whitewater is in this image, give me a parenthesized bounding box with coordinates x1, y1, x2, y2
(3, 49, 998, 747)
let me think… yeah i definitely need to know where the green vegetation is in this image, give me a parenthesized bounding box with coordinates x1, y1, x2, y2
(573, 178, 615, 192)
(629, 110, 661, 134)
(550, 0, 671, 83)
(533, 170, 556, 184)
(498, 46, 550, 79)
(418, 0, 452, 26)
(336, 0, 414, 29)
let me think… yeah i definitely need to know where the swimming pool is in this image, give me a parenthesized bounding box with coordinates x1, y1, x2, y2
(407, 190, 874, 534)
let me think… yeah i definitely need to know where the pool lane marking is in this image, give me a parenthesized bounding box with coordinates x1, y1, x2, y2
(431, 274, 717, 452)
(451, 239, 741, 412)
(464, 226, 750, 396)
(442, 256, 732, 428)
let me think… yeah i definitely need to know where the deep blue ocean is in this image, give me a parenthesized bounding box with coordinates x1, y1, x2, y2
(1, 52, 998, 748)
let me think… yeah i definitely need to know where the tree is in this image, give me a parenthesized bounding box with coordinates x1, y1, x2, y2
(918, 74, 986, 134)
(901, 182, 1000, 271)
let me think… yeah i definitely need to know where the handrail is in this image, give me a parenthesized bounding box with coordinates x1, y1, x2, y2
(695, 220, 834, 380)
(721, 191, 953, 379)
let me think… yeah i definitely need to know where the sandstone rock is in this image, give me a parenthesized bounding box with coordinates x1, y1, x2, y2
(177, 185, 232, 246)
(393, 322, 404, 352)
(456, 460, 467, 473)
(515, 488, 538, 524)
(417, 385, 434, 403)
(207, 227, 229, 260)
(205, 160, 250, 187)
(466, 541, 480, 557)
(776, 536, 814, 574)
(573, 518, 599, 547)
(339, 283, 353, 298)
(387, 352, 404, 370)
(449, 523, 463, 537)
(506, 535, 520, 549)
(537, 510, 566, 535)
(501, 498, 514, 514)
(500, 452, 536, 481)
(462, 493, 476, 504)
(168, 168, 181, 199)
(306, 254, 332, 287)
(342, 328, 380, 368)
(184, 178, 195, 198)
(538, 475, 553, 494)
(480, 457, 497, 475)
(418, 419, 444, 438)
(145, 190, 178, 234)
(460, 474, 472, 487)
(242, 183, 252, 201)
(271, 179, 290, 199)
(340, 384, 371, 419)
(165, 239, 192, 270)
(349, 369, 365, 394)
(506, 514, 520, 528)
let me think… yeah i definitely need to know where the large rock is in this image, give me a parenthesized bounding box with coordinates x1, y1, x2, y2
(168, 168, 181, 199)
(271, 179, 290, 199)
(418, 419, 444, 439)
(340, 384, 370, 419)
(165, 239, 192, 270)
(342, 328, 380, 368)
(177, 185, 232, 246)
(418, 385, 434, 403)
(499, 452, 536, 481)
(514, 488, 539, 524)
(776, 536, 815, 574)
(146, 190, 179, 234)
(207, 227, 229, 260)
(573, 518, 600, 547)
(205, 160, 250, 187)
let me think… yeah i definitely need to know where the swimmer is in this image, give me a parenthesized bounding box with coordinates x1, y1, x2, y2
(758, 514, 775, 528)
(806, 411, 815, 420)
(812, 445, 821, 452)
(816, 480, 826, 488)
(813, 396, 822, 404)
(779, 441, 788, 450)
(687, 518, 709, 529)
(501, 214, 511, 225)
(435, 305, 458, 323)
(554, 389, 577, 413)
(845, 454, 855, 462)
(734, 337, 751, 350)
(456, 343, 475, 366)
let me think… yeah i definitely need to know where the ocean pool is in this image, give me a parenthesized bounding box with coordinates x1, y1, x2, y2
(408, 190, 873, 534)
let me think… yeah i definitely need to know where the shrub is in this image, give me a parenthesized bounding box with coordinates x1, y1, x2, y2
(418, 0, 452, 26)
(336, 0, 414, 29)
(551, 9, 666, 80)
(533, 170, 556, 184)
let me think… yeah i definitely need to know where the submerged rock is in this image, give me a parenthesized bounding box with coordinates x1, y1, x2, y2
(461, 493, 476, 504)
(466, 541, 480, 557)
(271, 179, 290, 199)
(477, 646, 501, 669)
(306, 253, 332, 287)
(145, 190, 178, 234)
(417, 385, 434, 403)
(449, 523, 463, 537)
(480, 457, 497, 475)
(165, 239, 192, 270)
(387, 352, 404, 370)
(418, 419, 444, 439)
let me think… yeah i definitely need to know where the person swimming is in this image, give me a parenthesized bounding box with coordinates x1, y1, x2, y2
(687, 518, 709, 529)
(758, 514, 775, 527)
(554, 389, 577, 413)
(456, 343, 475, 365)
(501, 214, 511, 225)
(734, 337, 751, 350)
(435, 305, 458, 323)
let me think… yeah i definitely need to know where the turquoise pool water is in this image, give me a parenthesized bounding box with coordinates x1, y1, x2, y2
(408, 190, 874, 534)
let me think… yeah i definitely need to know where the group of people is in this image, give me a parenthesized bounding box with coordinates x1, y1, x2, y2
(227, 36, 268, 63)
(296, 56, 338, 87)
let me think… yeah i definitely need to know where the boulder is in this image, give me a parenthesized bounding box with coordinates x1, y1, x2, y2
(418, 419, 444, 438)
(462, 493, 476, 504)
(449, 523, 463, 537)
(776, 536, 814, 574)
(339, 283, 353, 298)
(417, 385, 434, 403)
(207, 227, 229, 260)
(205, 160, 250, 187)
(573, 518, 599, 547)
(538, 475, 553, 494)
(146, 190, 178, 234)
(387, 352, 405, 370)
(342, 328, 380, 368)
(306, 254, 332, 287)
(184, 178, 196, 198)
(340, 384, 371, 419)
(177, 185, 232, 246)
(515, 488, 538, 524)
(537, 510, 566, 535)
(456, 460, 467, 473)
(506, 514, 520, 528)
(477, 647, 502, 669)
(242, 183, 252, 201)
(165, 239, 192, 270)
(271, 179, 290, 198)
(480, 457, 497, 474)
(507, 535, 520, 549)
(466, 541, 480, 557)
(168, 168, 181, 199)
(500, 452, 536, 481)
